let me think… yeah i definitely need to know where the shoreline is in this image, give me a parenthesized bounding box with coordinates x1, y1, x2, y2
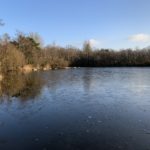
(0, 66, 150, 82)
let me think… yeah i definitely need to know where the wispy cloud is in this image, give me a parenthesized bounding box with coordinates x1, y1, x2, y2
(128, 33, 150, 42)
(69, 39, 102, 49)
(89, 39, 102, 48)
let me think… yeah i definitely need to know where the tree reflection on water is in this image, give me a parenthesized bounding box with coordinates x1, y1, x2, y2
(0, 72, 44, 101)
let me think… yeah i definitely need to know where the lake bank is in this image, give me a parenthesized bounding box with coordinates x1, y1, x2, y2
(0, 65, 75, 81)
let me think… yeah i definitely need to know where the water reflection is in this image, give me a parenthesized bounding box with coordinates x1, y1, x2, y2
(0, 72, 44, 100)
(82, 68, 93, 92)
(0, 68, 150, 150)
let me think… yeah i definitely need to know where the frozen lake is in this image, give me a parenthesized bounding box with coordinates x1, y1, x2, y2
(0, 68, 150, 150)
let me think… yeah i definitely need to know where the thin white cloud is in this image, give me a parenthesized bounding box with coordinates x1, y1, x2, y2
(89, 39, 102, 48)
(67, 39, 103, 49)
(128, 33, 150, 42)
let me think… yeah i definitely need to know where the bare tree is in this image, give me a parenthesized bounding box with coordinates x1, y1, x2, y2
(0, 33, 10, 45)
(29, 32, 44, 48)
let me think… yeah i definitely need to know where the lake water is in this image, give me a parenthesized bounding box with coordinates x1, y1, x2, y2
(0, 68, 150, 150)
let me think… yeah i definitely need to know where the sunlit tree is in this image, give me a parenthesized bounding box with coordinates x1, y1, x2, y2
(29, 32, 44, 48)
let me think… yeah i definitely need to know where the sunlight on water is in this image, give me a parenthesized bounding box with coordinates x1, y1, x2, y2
(0, 68, 150, 150)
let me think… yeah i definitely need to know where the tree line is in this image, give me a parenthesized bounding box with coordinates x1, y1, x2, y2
(0, 32, 150, 74)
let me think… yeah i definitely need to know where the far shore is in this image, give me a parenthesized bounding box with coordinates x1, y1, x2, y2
(0, 65, 77, 81)
(1, 66, 150, 82)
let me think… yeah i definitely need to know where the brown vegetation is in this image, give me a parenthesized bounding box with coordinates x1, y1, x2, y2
(0, 72, 43, 99)
(0, 33, 150, 75)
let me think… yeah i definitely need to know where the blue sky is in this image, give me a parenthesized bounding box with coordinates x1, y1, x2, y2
(0, 0, 150, 49)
